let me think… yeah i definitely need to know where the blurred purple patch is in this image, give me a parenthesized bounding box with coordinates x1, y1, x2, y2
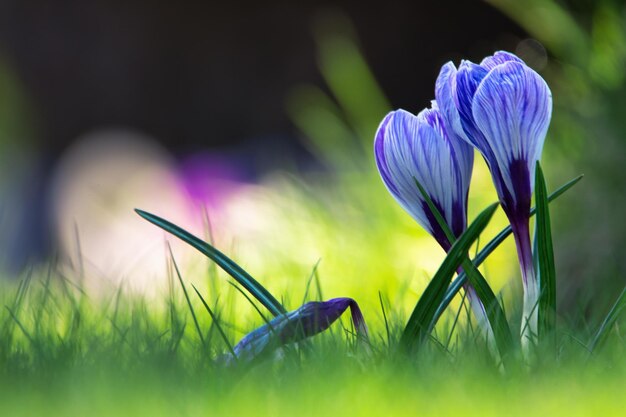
(231, 297, 369, 362)
(179, 152, 252, 207)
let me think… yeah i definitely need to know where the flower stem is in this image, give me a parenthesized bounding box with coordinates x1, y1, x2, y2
(511, 220, 538, 350)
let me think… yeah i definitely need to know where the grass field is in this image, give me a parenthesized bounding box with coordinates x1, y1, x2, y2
(1, 249, 625, 417)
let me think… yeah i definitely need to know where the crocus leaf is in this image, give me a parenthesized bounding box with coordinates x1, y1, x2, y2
(535, 163, 556, 351)
(231, 297, 368, 363)
(400, 202, 498, 353)
(414, 178, 513, 359)
(434, 174, 582, 324)
(589, 287, 626, 354)
(413, 178, 456, 244)
(135, 209, 287, 317)
(457, 259, 515, 357)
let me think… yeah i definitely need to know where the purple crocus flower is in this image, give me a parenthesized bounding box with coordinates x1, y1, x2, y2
(374, 107, 473, 251)
(374, 106, 497, 343)
(436, 51, 552, 342)
(230, 297, 368, 363)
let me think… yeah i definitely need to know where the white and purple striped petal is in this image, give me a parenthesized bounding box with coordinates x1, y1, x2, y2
(374, 107, 474, 248)
(455, 61, 490, 151)
(449, 51, 552, 222)
(480, 50, 524, 70)
(471, 61, 552, 216)
(435, 62, 468, 143)
(435, 63, 476, 182)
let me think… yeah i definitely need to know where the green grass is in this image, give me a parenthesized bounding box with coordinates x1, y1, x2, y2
(2, 262, 626, 416)
(3, 345, 626, 417)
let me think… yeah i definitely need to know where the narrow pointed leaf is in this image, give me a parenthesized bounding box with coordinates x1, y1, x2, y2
(457, 259, 515, 356)
(135, 209, 286, 316)
(400, 202, 498, 352)
(414, 178, 513, 358)
(413, 178, 456, 244)
(535, 163, 556, 350)
(192, 284, 237, 360)
(379, 291, 391, 348)
(589, 287, 626, 354)
(168, 244, 206, 350)
(434, 175, 582, 323)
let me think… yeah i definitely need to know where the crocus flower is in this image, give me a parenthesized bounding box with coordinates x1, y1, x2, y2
(374, 106, 495, 343)
(374, 107, 473, 251)
(229, 297, 368, 363)
(436, 51, 552, 343)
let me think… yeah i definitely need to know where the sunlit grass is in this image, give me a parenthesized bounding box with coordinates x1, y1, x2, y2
(1, 262, 625, 416)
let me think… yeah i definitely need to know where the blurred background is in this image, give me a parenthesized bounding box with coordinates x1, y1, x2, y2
(0, 0, 624, 324)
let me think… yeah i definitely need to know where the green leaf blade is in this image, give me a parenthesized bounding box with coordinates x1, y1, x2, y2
(135, 209, 287, 317)
(413, 177, 513, 359)
(191, 284, 237, 360)
(400, 202, 498, 352)
(413, 178, 455, 244)
(535, 163, 556, 350)
(460, 259, 515, 359)
(434, 175, 582, 326)
(589, 287, 626, 354)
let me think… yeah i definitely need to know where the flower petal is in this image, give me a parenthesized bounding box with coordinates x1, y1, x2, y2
(480, 51, 524, 70)
(455, 61, 490, 151)
(231, 298, 368, 362)
(434, 63, 475, 205)
(374, 108, 473, 242)
(417, 108, 473, 238)
(436, 62, 468, 142)
(471, 61, 552, 210)
(374, 109, 433, 234)
(374, 112, 400, 195)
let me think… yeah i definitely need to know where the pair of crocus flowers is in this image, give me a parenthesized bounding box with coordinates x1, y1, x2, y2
(375, 51, 552, 343)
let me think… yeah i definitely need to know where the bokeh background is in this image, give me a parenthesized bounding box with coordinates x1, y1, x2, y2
(0, 0, 624, 326)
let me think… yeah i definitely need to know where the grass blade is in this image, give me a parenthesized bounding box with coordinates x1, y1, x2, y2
(399, 202, 498, 352)
(191, 284, 237, 360)
(379, 291, 391, 348)
(227, 281, 272, 326)
(302, 259, 322, 304)
(135, 209, 286, 317)
(535, 163, 556, 351)
(5, 306, 35, 347)
(434, 175, 583, 324)
(167, 243, 206, 351)
(444, 288, 468, 351)
(589, 287, 626, 354)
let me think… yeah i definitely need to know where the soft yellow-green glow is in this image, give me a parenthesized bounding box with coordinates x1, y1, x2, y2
(198, 149, 519, 334)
